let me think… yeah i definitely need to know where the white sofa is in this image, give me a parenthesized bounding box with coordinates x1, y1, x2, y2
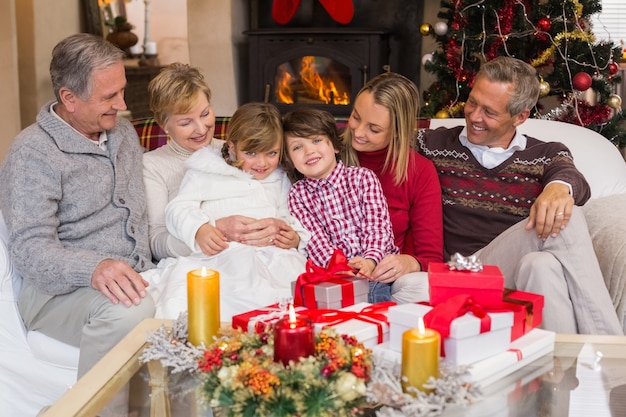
(1, 118, 625, 416)
(0, 211, 79, 417)
(430, 118, 626, 332)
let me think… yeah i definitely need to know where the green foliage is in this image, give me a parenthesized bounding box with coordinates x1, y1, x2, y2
(422, 0, 626, 145)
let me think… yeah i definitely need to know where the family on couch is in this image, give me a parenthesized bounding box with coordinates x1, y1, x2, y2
(0, 33, 622, 416)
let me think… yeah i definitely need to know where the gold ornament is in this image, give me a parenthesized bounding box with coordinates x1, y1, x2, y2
(420, 23, 432, 36)
(435, 109, 451, 119)
(607, 94, 622, 109)
(539, 80, 550, 97)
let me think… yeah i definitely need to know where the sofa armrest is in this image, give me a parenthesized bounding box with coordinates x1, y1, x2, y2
(583, 193, 626, 332)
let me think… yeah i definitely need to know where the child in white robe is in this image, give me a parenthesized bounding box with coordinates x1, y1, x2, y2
(147, 103, 309, 321)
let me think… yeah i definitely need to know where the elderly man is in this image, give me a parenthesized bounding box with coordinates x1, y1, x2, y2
(0, 33, 155, 415)
(416, 56, 622, 335)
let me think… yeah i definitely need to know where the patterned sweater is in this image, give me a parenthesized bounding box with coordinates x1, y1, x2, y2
(415, 126, 590, 256)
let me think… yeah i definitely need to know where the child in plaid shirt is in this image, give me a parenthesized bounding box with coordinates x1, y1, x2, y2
(283, 107, 400, 303)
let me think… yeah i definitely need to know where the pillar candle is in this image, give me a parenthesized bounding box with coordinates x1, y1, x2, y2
(187, 267, 220, 346)
(144, 41, 157, 55)
(401, 317, 440, 394)
(273, 305, 315, 366)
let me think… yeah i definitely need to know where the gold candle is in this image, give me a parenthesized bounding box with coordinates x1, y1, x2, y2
(401, 317, 440, 394)
(187, 267, 220, 346)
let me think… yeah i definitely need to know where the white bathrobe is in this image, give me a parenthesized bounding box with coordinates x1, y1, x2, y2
(144, 146, 309, 321)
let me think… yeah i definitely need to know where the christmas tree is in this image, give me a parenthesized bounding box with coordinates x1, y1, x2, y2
(420, 0, 626, 147)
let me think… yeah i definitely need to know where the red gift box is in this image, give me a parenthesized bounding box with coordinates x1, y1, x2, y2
(428, 262, 504, 306)
(231, 303, 308, 334)
(503, 288, 544, 335)
(293, 249, 369, 309)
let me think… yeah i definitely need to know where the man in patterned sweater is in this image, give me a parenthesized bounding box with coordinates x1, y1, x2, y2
(416, 56, 622, 335)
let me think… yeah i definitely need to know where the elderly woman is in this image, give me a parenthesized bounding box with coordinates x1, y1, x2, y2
(143, 63, 224, 260)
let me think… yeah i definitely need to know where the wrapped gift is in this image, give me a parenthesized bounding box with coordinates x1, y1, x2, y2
(293, 249, 369, 309)
(304, 302, 393, 348)
(428, 255, 504, 306)
(388, 299, 514, 366)
(461, 328, 555, 387)
(231, 303, 308, 334)
(500, 301, 527, 341)
(503, 289, 544, 335)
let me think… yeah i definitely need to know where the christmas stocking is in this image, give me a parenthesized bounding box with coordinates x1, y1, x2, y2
(272, 0, 302, 25)
(318, 0, 354, 24)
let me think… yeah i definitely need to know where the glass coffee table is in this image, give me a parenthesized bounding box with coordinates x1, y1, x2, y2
(41, 319, 626, 417)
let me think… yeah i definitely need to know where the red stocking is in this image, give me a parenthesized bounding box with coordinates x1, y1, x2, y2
(272, 0, 302, 25)
(318, 0, 354, 24)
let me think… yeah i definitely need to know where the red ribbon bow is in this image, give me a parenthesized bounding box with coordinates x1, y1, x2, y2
(299, 302, 395, 344)
(293, 249, 358, 307)
(423, 294, 492, 356)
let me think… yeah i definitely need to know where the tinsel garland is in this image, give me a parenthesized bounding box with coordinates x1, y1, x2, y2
(139, 313, 482, 416)
(530, 30, 596, 67)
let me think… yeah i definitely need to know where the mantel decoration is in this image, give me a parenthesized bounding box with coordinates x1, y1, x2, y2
(140, 313, 481, 417)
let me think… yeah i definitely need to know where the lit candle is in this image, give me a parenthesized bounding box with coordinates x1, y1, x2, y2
(187, 267, 220, 346)
(401, 317, 440, 394)
(273, 304, 315, 366)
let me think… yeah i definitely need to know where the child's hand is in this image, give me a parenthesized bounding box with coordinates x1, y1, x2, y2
(274, 224, 300, 249)
(348, 256, 376, 279)
(195, 223, 228, 255)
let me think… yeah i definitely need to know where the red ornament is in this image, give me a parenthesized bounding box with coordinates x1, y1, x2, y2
(609, 62, 619, 76)
(572, 72, 592, 91)
(537, 17, 551, 32)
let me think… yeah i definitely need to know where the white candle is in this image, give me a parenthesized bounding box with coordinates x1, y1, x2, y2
(129, 44, 143, 56)
(144, 41, 157, 55)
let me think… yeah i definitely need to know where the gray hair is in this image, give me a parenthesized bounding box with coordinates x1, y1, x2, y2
(476, 57, 540, 115)
(50, 33, 125, 101)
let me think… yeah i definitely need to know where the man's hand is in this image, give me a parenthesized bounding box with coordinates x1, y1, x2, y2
(91, 259, 149, 307)
(525, 182, 575, 240)
(195, 223, 229, 255)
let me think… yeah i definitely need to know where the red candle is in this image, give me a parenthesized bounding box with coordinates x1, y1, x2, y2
(273, 304, 315, 366)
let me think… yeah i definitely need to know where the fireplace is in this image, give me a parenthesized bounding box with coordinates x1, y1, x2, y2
(246, 28, 390, 116)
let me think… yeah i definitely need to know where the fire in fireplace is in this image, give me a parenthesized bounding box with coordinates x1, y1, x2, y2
(275, 55, 351, 106)
(246, 28, 389, 116)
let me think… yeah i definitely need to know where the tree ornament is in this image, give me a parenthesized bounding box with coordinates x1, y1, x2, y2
(609, 62, 619, 76)
(434, 109, 450, 119)
(420, 23, 432, 36)
(539, 80, 550, 97)
(537, 17, 551, 32)
(434, 21, 448, 36)
(422, 53, 433, 65)
(608, 94, 622, 109)
(572, 72, 592, 91)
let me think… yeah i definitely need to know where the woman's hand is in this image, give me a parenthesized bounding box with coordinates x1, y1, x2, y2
(238, 217, 287, 247)
(370, 253, 420, 283)
(195, 223, 228, 255)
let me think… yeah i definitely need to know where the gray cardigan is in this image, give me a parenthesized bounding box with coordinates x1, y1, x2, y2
(0, 102, 154, 295)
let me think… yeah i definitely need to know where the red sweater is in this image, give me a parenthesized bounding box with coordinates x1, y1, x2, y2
(357, 148, 444, 269)
(416, 126, 591, 256)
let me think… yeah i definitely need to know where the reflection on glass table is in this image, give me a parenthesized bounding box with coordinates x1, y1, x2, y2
(41, 320, 626, 417)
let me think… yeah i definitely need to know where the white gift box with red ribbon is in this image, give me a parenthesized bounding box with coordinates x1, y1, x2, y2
(231, 303, 308, 334)
(388, 302, 514, 366)
(462, 328, 556, 387)
(307, 302, 392, 348)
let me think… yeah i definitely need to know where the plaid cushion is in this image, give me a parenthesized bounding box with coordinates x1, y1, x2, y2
(132, 117, 232, 151)
(131, 116, 358, 151)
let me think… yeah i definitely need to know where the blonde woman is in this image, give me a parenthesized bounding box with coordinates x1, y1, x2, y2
(341, 72, 443, 303)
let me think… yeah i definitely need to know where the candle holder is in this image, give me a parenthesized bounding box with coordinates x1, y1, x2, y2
(187, 268, 220, 346)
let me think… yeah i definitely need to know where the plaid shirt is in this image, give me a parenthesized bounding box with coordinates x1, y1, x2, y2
(288, 161, 399, 267)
